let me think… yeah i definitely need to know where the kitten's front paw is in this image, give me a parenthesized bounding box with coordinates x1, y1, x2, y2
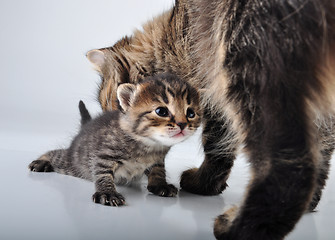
(214, 206, 239, 239)
(180, 168, 227, 195)
(147, 184, 178, 197)
(28, 160, 54, 172)
(92, 191, 126, 207)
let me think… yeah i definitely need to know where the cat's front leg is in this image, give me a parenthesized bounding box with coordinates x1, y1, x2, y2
(180, 111, 237, 195)
(93, 161, 125, 206)
(146, 163, 178, 197)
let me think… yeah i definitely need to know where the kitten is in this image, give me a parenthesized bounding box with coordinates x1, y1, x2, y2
(29, 73, 201, 206)
(85, 0, 335, 239)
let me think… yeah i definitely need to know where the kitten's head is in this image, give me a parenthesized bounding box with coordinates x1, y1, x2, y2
(117, 73, 201, 146)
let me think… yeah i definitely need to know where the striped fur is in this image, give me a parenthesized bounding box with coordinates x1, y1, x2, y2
(29, 73, 201, 206)
(87, 0, 335, 238)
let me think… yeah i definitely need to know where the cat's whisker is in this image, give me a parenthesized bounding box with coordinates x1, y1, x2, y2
(85, 0, 335, 238)
(29, 73, 201, 208)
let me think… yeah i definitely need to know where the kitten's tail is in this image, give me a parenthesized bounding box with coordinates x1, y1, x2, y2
(79, 100, 92, 125)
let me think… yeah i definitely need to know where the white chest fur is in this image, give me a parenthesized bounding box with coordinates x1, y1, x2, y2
(113, 152, 164, 185)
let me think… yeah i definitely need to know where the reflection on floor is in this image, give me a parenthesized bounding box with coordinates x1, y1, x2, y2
(0, 131, 334, 240)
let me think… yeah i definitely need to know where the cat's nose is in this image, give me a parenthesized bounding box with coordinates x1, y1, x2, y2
(176, 122, 187, 130)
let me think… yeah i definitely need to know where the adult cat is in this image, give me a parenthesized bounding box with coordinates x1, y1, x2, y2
(86, 0, 335, 239)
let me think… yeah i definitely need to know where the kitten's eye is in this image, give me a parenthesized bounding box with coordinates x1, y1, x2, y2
(155, 107, 169, 117)
(186, 108, 195, 118)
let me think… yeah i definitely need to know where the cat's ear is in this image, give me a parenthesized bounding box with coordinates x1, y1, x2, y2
(86, 49, 106, 71)
(117, 83, 137, 111)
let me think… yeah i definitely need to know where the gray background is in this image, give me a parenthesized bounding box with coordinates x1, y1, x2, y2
(0, 1, 334, 239)
(0, 0, 175, 153)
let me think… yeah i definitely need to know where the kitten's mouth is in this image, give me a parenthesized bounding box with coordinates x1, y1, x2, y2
(172, 131, 185, 138)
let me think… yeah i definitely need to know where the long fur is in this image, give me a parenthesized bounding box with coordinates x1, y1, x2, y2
(87, 0, 335, 239)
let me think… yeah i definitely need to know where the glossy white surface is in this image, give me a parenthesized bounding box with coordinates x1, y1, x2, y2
(1, 1, 335, 239)
(1, 135, 335, 240)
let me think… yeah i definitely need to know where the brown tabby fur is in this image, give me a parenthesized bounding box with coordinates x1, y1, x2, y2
(87, 0, 335, 239)
(29, 73, 201, 207)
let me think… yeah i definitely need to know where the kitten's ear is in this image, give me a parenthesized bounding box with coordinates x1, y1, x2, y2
(117, 83, 137, 111)
(86, 49, 105, 71)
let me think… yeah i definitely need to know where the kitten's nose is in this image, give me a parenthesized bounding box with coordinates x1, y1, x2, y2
(176, 122, 187, 130)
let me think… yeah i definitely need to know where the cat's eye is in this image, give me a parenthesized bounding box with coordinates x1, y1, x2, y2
(186, 108, 195, 118)
(155, 107, 169, 117)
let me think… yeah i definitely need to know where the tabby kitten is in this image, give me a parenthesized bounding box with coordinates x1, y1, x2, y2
(29, 73, 201, 206)
(85, 0, 335, 239)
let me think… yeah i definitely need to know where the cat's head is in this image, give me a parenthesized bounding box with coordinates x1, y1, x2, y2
(86, 37, 143, 111)
(117, 73, 201, 146)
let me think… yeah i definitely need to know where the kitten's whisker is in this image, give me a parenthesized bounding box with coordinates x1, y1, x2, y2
(30, 73, 200, 209)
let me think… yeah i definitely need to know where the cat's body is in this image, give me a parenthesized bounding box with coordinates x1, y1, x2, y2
(86, 0, 335, 239)
(29, 73, 201, 206)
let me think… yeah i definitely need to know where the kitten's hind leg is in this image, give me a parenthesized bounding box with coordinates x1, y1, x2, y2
(29, 149, 67, 172)
(146, 163, 178, 197)
(180, 110, 237, 195)
(29, 160, 54, 172)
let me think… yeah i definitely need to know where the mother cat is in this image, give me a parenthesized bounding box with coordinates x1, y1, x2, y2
(86, 0, 335, 239)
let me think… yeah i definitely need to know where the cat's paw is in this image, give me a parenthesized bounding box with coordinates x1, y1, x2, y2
(92, 191, 126, 207)
(28, 160, 54, 172)
(214, 206, 239, 239)
(147, 184, 178, 197)
(180, 167, 227, 195)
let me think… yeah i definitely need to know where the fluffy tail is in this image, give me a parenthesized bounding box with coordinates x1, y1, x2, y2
(79, 100, 92, 125)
